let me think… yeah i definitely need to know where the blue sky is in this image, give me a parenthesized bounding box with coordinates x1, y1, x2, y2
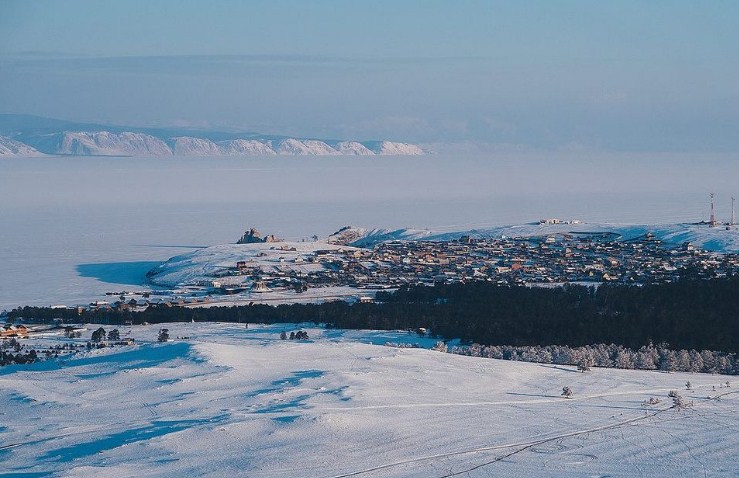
(1, 0, 738, 150)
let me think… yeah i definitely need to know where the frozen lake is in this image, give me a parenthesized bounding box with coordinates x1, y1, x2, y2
(1, 153, 738, 309)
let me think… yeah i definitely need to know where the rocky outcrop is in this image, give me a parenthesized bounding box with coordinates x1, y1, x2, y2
(236, 228, 282, 244)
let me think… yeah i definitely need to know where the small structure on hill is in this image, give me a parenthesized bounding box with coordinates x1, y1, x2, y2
(236, 228, 281, 244)
(251, 280, 271, 293)
(1, 324, 28, 338)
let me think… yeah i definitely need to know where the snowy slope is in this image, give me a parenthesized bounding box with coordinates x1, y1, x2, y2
(53, 131, 173, 156)
(334, 222, 739, 252)
(169, 136, 222, 156)
(219, 139, 276, 155)
(150, 222, 739, 291)
(147, 241, 356, 287)
(370, 140, 425, 155)
(0, 136, 44, 156)
(274, 138, 340, 155)
(328, 226, 435, 246)
(335, 141, 375, 155)
(2, 322, 737, 477)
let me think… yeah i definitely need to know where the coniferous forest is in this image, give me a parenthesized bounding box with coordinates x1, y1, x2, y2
(10, 276, 739, 355)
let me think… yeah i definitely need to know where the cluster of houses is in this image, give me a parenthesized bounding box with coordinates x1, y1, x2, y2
(45, 233, 738, 311)
(336, 233, 739, 286)
(207, 233, 739, 295)
(1, 324, 29, 338)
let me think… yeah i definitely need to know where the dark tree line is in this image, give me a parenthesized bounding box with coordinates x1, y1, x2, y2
(9, 275, 739, 353)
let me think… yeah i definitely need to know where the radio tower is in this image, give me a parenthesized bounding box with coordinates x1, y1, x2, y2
(709, 193, 717, 227)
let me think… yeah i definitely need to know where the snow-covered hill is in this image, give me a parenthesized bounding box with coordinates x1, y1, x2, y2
(8, 133, 426, 157)
(3, 322, 737, 477)
(169, 136, 222, 156)
(331, 222, 739, 252)
(51, 131, 173, 156)
(146, 241, 356, 288)
(0, 115, 427, 156)
(219, 139, 276, 155)
(335, 141, 375, 155)
(0, 135, 44, 156)
(369, 140, 425, 155)
(273, 138, 341, 155)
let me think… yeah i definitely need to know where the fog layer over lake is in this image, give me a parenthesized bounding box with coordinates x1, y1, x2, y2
(1, 153, 737, 309)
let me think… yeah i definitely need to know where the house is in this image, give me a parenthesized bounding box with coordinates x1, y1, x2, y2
(1, 324, 29, 338)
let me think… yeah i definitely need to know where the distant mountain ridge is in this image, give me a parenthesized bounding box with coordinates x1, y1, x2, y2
(0, 114, 425, 156)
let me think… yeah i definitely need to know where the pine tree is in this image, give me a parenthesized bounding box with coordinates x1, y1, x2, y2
(91, 327, 106, 343)
(157, 328, 170, 342)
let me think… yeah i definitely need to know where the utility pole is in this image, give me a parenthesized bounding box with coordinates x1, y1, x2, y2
(732, 196, 736, 226)
(709, 192, 717, 227)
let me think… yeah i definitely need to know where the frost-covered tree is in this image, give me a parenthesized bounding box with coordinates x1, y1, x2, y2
(676, 350, 692, 371)
(659, 350, 678, 372)
(700, 350, 717, 374)
(432, 341, 448, 353)
(614, 348, 635, 369)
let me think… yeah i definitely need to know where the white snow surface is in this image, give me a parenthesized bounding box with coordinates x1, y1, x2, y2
(147, 241, 356, 288)
(0, 136, 44, 156)
(273, 138, 339, 155)
(335, 141, 375, 155)
(4, 132, 425, 156)
(372, 140, 425, 155)
(3, 322, 737, 477)
(169, 136, 222, 156)
(56, 132, 173, 156)
(219, 139, 276, 155)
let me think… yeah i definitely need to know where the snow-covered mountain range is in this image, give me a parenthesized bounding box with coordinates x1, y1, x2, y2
(0, 114, 425, 157)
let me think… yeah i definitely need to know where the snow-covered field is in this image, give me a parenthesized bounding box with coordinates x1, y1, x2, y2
(2, 322, 737, 477)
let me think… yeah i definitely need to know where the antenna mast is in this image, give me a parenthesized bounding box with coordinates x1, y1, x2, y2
(710, 193, 717, 227)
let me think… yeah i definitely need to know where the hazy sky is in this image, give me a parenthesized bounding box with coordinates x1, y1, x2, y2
(1, 0, 738, 150)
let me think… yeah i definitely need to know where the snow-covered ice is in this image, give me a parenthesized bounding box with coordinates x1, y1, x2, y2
(2, 322, 737, 477)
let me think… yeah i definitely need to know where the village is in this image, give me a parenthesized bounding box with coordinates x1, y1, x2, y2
(8, 229, 737, 317)
(202, 232, 739, 299)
